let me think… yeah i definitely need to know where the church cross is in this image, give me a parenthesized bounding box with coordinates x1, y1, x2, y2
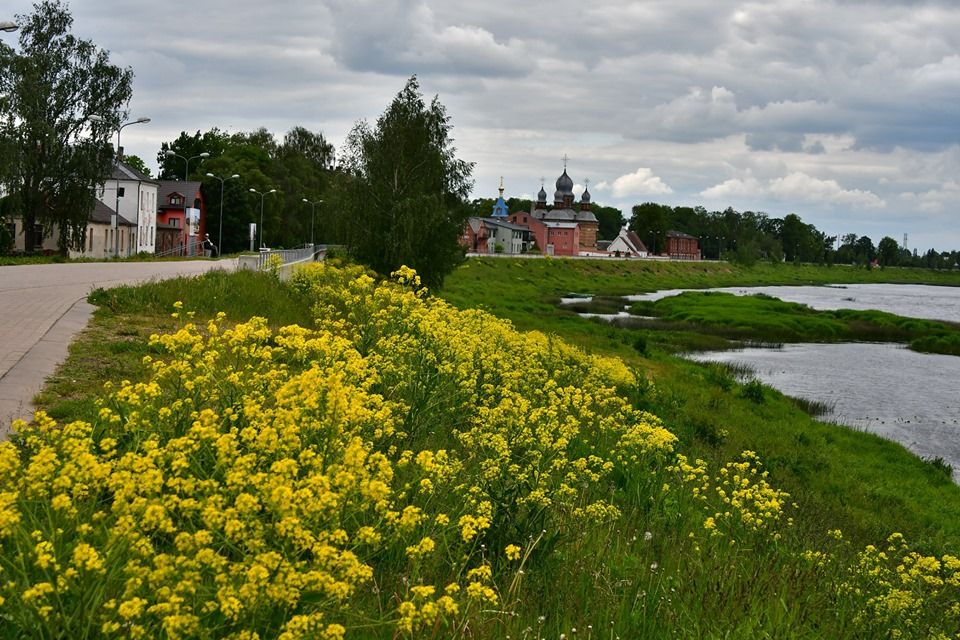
(562, 154, 569, 170)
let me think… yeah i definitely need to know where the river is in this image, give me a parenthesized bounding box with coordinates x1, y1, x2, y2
(626, 283, 960, 322)
(659, 284, 960, 479)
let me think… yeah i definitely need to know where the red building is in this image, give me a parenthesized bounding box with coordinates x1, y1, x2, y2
(156, 181, 206, 255)
(524, 217, 580, 256)
(460, 217, 490, 253)
(665, 230, 701, 260)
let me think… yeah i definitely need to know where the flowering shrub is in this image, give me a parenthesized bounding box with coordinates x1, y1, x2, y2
(0, 263, 677, 637)
(3, 262, 955, 638)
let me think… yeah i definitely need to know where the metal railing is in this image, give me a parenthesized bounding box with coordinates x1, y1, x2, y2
(155, 237, 206, 258)
(253, 244, 320, 269)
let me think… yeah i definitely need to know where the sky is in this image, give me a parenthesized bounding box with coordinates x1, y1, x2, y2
(7, 0, 960, 250)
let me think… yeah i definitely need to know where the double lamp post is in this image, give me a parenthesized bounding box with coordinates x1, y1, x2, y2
(88, 114, 151, 257)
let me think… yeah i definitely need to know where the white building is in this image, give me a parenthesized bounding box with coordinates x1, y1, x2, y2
(94, 161, 159, 255)
(607, 225, 649, 258)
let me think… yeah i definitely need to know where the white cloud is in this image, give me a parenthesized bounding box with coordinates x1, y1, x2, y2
(700, 177, 765, 199)
(899, 180, 960, 213)
(769, 172, 885, 208)
(702, 172, 885, 209)
(597, 168, 673, 197)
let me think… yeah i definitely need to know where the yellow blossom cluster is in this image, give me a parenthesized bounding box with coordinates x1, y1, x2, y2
(843, 532, 960, 638)
(670, 450, 790, 543)
(0, 263, 680, 637)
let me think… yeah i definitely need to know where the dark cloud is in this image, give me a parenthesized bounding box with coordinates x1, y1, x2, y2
(3, 0, 953, 249)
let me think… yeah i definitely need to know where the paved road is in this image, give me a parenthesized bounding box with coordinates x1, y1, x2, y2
(0, 259, 236, 435)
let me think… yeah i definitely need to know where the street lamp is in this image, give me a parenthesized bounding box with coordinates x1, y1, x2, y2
(249, 188, 277, 249)
(164, 149, 210, 181)
(301, 198, 322, 247)
(206, 172, 240, 256)
(88, 114, 151, 257)
(0, 21, 17, 32)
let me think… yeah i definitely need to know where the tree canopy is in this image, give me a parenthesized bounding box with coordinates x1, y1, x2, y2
(154, 126, 336, 253)
(334, 76, 473, 287)
(0, 0, 132, 253)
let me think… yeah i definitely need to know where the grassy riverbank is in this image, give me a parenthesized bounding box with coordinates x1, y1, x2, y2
(439, 258, 960, 547)
(8, 259, 960, 638)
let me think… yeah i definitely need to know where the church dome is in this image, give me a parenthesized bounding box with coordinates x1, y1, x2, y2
(537, 185, 547, 202)
(581, 186, 591, 203)
(555, 169, 574, 195)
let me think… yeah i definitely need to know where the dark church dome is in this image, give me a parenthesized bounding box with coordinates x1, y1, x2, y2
(537, 185, 547, 202)
(581, 186, 591, 203)
(555, 169, 574, 195)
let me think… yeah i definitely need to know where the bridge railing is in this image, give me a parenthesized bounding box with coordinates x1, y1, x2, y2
(238, 244, 337, 273)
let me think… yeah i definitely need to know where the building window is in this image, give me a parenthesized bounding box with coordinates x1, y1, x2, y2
(118, 187, 125, 198)
(88, 228, 93, 252)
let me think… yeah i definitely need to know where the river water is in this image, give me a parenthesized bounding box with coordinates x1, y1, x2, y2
(689, 343, 960, 478)
(648, 283, 960, 478)
(626, 283, 960, 322)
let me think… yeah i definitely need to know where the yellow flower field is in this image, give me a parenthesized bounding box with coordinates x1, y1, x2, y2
(1, 262, 958, 638)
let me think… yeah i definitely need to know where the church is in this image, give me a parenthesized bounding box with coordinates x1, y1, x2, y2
(461, 165, 599, 257)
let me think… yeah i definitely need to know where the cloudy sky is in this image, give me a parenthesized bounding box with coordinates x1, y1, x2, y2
(9, 0, 960, 250)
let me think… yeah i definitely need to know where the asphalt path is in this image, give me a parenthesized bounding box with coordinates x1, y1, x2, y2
(0, 259, 236, 435)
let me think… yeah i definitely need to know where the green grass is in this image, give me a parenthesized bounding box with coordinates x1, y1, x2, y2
(38, 269, 315, 423)
(439, 258, 960, 549)
(620, 291, 960, 354)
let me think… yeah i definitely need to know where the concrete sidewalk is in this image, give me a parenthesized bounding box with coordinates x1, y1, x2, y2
(0, 259, 236, 436)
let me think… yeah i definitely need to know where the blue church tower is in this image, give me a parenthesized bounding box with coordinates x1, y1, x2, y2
(490, 177, 509, 218)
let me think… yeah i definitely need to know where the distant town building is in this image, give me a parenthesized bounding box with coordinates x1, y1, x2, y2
(156, 181, 207, 256)
(665, 230, 701, 260)
(607, 225, 649, 257)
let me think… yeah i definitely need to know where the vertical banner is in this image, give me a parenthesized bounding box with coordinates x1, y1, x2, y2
(186, 208, 200, 236)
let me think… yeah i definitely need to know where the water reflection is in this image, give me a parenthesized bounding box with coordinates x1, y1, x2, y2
(627, 283, 960, 323)
(689, 343, 960, 480)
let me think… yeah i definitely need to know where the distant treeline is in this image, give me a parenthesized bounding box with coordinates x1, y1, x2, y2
(630, 202, 959, 269)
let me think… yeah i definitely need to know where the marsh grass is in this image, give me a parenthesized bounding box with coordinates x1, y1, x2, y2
(624, 291, 960, 355)
(788, 396, 836, 418)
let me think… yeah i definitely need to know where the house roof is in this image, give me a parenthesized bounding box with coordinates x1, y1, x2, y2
(157, 180, 202, 207)
(625, 230, 648, 252)
(667, 230, 698, 240)
(532, 207, 598, 223)
(483, 217, 529, 232)
(89, 199, 135, 226)
(467, 217, 486, 234)
(111, 161, 157, 184)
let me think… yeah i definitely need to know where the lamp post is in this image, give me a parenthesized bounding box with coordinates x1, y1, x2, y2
(206, 172, 240, 256)
(301, 198, 322, 247)
(0, 21, 18, 32)
(88, 115, 151, 257)
(249, 188, 277, 249)
(164, 150, 210, 181)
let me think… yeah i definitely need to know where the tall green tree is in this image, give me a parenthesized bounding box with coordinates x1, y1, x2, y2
(336, 76, 473, 287)
(124, 154, 151, 177)
(157, 129, 230, 180)
(0, 0, 132, 254)
(629, 202, 670, 255)
(878, 236, 900, 267)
